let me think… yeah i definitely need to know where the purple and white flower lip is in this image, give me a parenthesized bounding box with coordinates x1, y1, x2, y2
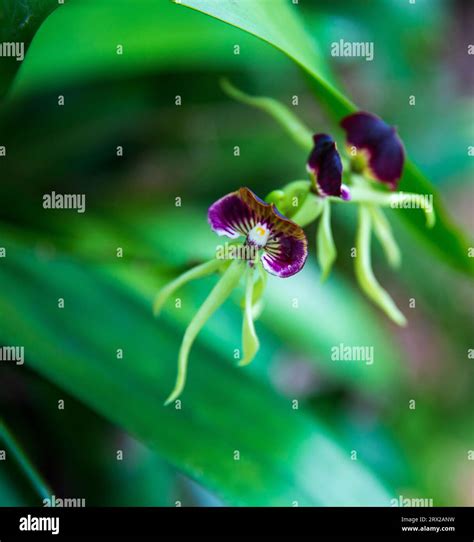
(341, 111, 405, 190)
(307, 134, 350, 200)
(208, 187, 308, 278)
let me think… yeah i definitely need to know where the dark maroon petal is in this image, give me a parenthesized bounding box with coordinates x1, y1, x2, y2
(209, 188, 308, 277)
(341, 112, 405, 189)
(208, 190, 257, 239)
(261, 211, 308, 278)
(307, 134, 344, 197)
(262, 233, 307, 278)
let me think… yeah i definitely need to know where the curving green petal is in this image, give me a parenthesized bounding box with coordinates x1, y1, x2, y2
(239, 267, 260, 367)
(154, 259, 223, 316)
(165, 259, 245, 405)
(317, 199, 336, 281)
(369, 206, 401, 269)
(355, 206, 406, 326)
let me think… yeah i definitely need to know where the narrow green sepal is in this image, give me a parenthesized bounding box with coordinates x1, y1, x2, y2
(251, 262, 267, 306)
(292, 193, 324, 228)
(154, 259, 223, 316)
(345, 186, 436, 228)
(164, 260, 245, 405)
(317, 199, 336, 281)
(369, 206, 401, 269)
(239, 267, 260, 367)
(355, 205, 407, 326)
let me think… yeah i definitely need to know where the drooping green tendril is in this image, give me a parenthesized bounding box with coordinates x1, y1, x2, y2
(355, 205, 407, 326)
(221, 78, 312, 151)
(336, 186, 436, 228)
(239, 265, 260, 367)
(164, 259, 245, 405)
(154, 259, 224, 316)
(369, 206, 401, 269)
(316, 198, 337, 281)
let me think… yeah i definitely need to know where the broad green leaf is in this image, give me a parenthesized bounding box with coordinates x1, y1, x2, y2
(0, 235, 392, 506)
(9, 0, 279, 97)
(0, 475, 27, 506)
(175, 0, 353, 114)
(0, 0, 59, 97)
(180, 0, 473, 276)
(0, 419, 51, 502)
(0, 0, 58, 42)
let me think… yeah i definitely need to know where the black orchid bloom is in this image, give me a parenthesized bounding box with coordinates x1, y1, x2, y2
(341, 111, 405, 190)
(306, 134, 351, 200)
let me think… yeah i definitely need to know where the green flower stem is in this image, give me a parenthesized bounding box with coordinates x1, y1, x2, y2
(317, 198, 337, 281)
(0, 418, 52, 502)
(164, 259, 245, 405)
(355, 205, 407, 326)
(369, 206, 401, 269)
(154, 259, 223, 316)
(221, 78, 312, 151)
(239, 266, 260, 367)
(333, 186, 435, 228)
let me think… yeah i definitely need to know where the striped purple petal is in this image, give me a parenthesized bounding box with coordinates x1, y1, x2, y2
(208, 190, 255, 239)
(208, 188, 308, 278)
(341, 112, 405, 189)
(262, 230, 308, 278)
(307, 134, 344, 198)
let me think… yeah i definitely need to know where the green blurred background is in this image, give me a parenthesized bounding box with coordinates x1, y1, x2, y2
(0, 0, 472, 507)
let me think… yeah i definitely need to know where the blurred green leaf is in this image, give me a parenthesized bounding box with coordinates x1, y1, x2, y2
(179, 0, 473, 277)
(0, 419, 51, 502)
(0, 230, 393, 506)
(178, 0, 351, 113)
(0, 470, 28, 506)
(0, 0, 58, 40)
(9, 0, 278, 97)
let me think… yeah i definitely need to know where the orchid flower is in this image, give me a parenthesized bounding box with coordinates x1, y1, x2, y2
(155, 81, 437, 404)
(341, 111, 404, 189)
(301, 112, 432, 326)
(155, 187, 307, 405)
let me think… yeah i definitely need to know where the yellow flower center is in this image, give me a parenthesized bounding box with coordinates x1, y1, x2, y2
(248, 223, 270, 247)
